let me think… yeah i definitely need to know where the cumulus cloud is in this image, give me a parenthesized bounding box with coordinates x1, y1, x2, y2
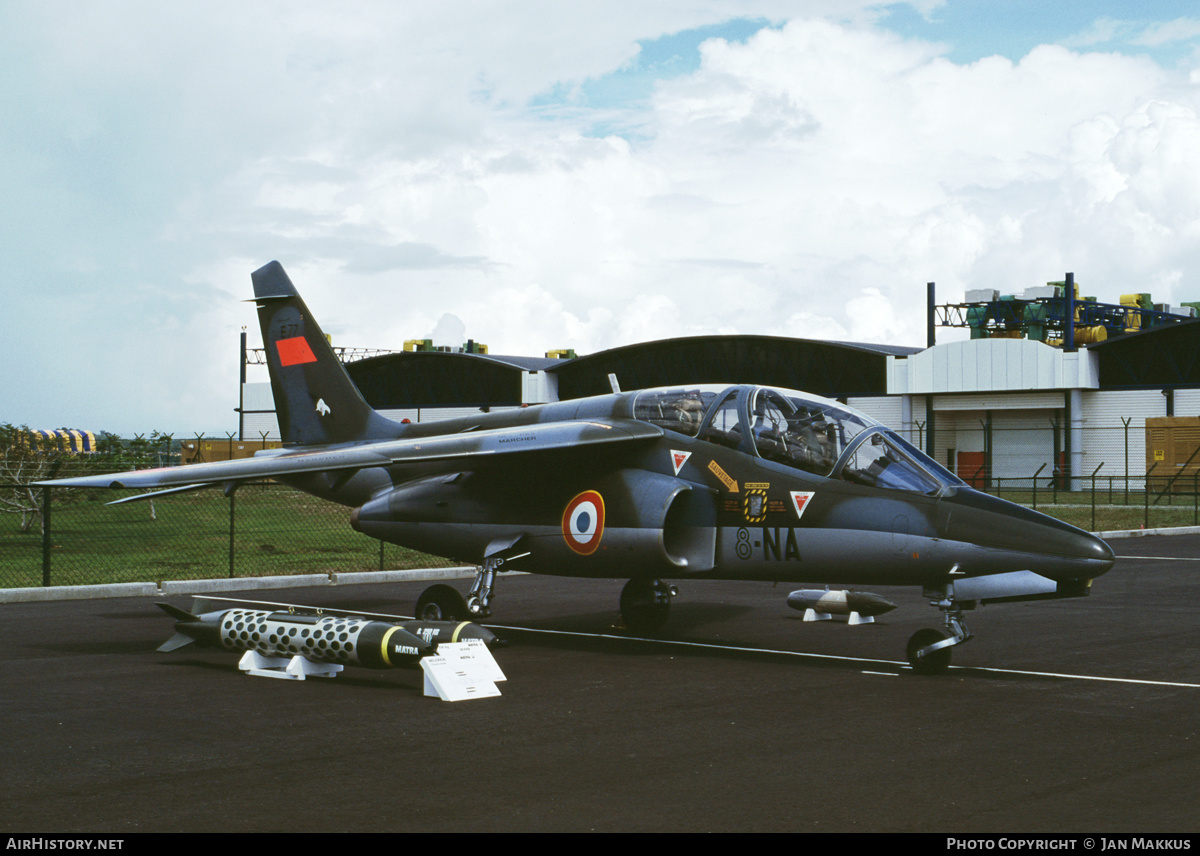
(427, 313, 468, 349)
(6, 3, 1200, 433)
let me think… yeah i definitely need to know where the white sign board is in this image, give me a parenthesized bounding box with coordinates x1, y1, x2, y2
(421, 640, 505, 701)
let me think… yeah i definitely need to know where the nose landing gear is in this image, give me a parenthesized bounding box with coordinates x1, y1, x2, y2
(907, 586, 974, 675)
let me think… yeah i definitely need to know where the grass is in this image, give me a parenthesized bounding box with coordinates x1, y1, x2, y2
(0, 483, 454, 589)
(994, 487, 1200, 531)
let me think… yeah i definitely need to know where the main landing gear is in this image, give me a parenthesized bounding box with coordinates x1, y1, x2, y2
(416, 571, 680, 637)
(619, 578, 676, 635)
(906, 585, 974, 675)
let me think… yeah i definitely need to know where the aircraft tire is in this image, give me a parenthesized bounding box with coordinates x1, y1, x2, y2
(620, 578, 671, 635)
(906, 628, 952, 675)
(416, 584, 469, 622)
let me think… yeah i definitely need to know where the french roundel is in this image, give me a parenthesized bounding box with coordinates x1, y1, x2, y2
(562, 490, 605, 555)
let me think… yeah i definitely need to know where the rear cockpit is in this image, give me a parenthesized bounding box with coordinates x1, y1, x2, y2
(631, 384, 962, 494)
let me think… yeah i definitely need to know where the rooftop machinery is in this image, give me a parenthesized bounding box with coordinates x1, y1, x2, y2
(934, 275, 1198, 348)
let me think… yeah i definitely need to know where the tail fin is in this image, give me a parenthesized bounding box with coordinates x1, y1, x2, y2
(156, 602, 198, 652)
(157, 602, 197, 622)
(252, 262, 403, 446)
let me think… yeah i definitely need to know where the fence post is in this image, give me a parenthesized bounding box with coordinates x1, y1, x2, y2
(1123, 417, 1131, 505)
(1090, 463, 1103, 533)
(41, 485, 52, 587)
(229, 492, 236, 579)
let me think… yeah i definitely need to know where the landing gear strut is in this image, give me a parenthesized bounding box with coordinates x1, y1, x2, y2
(464, 555, 504, 618)
(907, 586, 974, 675)
(620, 578, 676, 635)
(415, 553, 512, 622)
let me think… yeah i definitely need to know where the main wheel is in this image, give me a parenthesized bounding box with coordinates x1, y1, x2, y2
(620, 578, 671, 635)
(906, 628, 953, 675)
(415, 584, 469, 622)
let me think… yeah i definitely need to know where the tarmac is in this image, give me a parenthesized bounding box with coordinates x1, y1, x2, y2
(3, 530, 1199, 833)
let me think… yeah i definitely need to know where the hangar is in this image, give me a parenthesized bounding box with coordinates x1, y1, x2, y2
(237, 276, 1200, 493)
(240, 335, 917, 434)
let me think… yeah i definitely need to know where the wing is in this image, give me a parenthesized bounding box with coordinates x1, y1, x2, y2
(40, 418, 663, 497)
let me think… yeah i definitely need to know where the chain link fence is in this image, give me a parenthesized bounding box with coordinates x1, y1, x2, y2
(4, 419, 1192, 589)
(0, 480, 454, 589)
(924, 421, 1199, 532)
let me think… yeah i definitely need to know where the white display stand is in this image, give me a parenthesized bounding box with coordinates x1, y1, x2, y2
(233, 640, 504, 699)
(237, 650, 343, 680)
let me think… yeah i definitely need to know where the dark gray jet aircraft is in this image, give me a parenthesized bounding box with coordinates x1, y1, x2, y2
(46, 262, 1115, 673)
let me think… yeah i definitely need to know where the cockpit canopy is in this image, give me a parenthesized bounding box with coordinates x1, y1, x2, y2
(632, 385, 962, 495)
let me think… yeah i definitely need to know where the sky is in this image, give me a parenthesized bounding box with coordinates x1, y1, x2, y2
(5, 0, 1200, 435)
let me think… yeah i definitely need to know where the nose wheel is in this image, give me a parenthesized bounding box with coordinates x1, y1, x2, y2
(415, 551, 516, 622)
(907, 590, 974, 675)
(415, 584, 470, 622)
(906, 628, 954, 674)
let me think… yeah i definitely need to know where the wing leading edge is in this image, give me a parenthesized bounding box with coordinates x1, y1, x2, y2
(39, 418, 663, 496)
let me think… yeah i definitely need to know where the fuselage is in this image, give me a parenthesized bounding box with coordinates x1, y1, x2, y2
(335, 384, 1115, 590)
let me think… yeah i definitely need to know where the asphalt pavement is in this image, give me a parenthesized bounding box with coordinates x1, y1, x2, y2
(3, 533, 1199, 832)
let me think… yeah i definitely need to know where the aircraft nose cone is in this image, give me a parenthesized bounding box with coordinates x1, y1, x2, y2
(942, 488, 1115, 579)
(1081, 530, 1116, 576)
(1059, 527, 1115, 578)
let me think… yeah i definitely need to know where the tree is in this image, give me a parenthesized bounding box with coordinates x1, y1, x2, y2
(0, 424, 62, 534)
(0, 426, 174, 533)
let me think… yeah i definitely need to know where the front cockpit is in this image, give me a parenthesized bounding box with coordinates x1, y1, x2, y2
(631, 384, 963, 495)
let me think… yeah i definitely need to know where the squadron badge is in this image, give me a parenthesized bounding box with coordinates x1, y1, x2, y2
(790, 491, 815, 520)
(743, 483, 769, 523)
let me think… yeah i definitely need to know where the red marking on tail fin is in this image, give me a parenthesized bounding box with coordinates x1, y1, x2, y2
(276, 336, 317, 366)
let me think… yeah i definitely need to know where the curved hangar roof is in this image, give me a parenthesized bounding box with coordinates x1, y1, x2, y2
(346, 351, 559, 409)
(344, 336, 919, 409)
(552, 336, 920, 401)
